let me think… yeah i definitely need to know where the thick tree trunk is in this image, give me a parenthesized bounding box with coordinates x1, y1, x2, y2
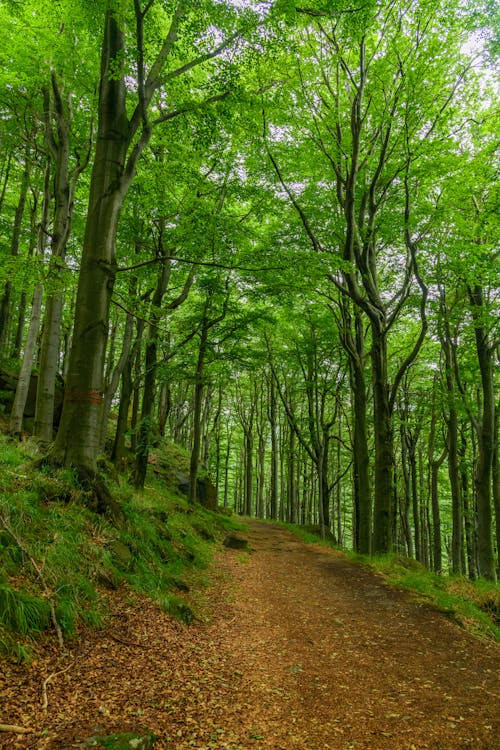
(51, 11, 130, 472)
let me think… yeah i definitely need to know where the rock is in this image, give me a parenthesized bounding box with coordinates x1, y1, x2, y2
(176, 472, 218, 511)
(109, 540, 133, 569)
(223, 534, 250, 550)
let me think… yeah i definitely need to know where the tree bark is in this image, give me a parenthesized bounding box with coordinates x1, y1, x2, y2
(468, 284, 496, 580)
(51, 10, 130, 472)
(9, 167, 50, 437)
(371, 317, 394, 553)
(0, 148, 30, 354)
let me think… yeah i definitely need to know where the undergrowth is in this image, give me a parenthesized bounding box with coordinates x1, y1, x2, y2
(286, 523, 500, 642)
(0, 434, 238, 660)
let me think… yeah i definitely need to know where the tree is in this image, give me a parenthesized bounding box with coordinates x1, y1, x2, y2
(50, 0, 251, 485)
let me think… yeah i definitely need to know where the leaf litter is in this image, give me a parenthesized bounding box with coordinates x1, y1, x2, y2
(0, 520, 498, 749)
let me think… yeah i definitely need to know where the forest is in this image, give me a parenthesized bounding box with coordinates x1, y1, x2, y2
(0, 0, 498, 585)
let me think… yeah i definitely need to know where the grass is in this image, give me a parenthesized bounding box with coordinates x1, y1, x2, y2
(286, 522, 500, 642)
(0, 434, 239, 659)
(360, 553, 500, 641)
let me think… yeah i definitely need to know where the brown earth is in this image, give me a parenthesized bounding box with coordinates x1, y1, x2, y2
(1, 519, 499, 750)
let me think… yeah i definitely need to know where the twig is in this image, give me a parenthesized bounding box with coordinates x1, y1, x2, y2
(108, 632, 144, 648)
(0, 724, 33, 734)
(42, 662, 73, 711)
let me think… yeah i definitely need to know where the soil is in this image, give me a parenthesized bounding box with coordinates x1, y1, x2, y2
(1, 519, 498, 750)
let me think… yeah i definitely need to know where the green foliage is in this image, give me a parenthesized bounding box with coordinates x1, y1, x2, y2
(0, 434, 236, 658)
(0, 578, 50, 635)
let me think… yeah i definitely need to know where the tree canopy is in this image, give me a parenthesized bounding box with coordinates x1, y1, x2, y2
(0, 0, 498, 579)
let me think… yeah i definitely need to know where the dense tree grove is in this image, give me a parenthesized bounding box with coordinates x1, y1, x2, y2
(0, 0, 498, 578)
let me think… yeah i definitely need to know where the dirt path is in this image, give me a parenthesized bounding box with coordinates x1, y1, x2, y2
(1, 520, 499, 749)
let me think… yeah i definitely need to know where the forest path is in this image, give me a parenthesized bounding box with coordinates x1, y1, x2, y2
(1, 519, 499, 750)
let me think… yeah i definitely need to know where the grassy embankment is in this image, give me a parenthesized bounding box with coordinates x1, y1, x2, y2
(0, 435, 239, 661)
(286, 523, 500, 642)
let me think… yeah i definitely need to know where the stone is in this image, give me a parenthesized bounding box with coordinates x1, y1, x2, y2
(223, 534, 250, 550)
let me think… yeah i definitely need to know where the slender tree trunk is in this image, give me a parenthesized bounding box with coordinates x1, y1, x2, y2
(409, 441, 420, 561)
(189, 324, 209, 503)
(469, 285, 496, 580)
(9, 168, 50, 437)
(399, 421, 413, 557)
(269, 376, 279, 520)
(34, 76, 87, 445)
(134, 259, 170, 489)
(371, 318, 394, 553)
(223, 431, 231, 508)
(243, 426, 253, 516)
(493, 402, 500, 578)
(100, 304, 134, 450)
(0, 149, 30, 355)
(440, 303, 464, 574)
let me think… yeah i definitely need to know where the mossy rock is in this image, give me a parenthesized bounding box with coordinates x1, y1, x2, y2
(223, 534, 250, 550)
(84, 731, 155, 749)
(109, 540, 134, 569)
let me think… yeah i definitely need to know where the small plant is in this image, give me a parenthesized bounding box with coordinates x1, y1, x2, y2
(0, 579, 50, 636)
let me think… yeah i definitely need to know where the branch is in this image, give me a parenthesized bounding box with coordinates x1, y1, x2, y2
(116, 255, 284, 274)
(263, 111, 324, 255)
(129, 0, 186, 138)
(166, 267, 195, 310)
(42, 662, 73, 711)
(389, 173, 429, 412)
(162, 32, 240, 84)
(296, 4, 370, 16)
(0, 724, 33, 734)
(152, 90, 232, 126)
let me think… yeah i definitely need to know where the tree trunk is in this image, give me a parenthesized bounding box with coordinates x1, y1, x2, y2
(243, 426, 253, 517)
(371, 318, 394, 553)
(51, 10, 130, 473)
(9, 166, 50, 437)
(134, 259, 170, 489)
(0, 149, 30, 354)
(268, 376, 279, 520)
(34, 75, 86, 445)
(469, 285, 496, 580)
(189, 326, 208, 503)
